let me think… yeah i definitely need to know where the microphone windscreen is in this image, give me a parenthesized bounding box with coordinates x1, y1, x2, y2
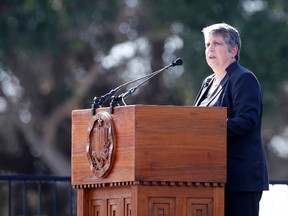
(172, 58, 183, 66)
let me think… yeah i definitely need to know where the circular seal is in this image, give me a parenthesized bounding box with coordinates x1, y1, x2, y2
(86, 111, 116, 178)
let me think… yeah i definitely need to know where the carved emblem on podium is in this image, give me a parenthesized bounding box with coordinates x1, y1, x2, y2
(86, 111, 116, 178)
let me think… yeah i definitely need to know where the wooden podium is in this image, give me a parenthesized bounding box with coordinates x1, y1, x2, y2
(71, 105, 227, 216)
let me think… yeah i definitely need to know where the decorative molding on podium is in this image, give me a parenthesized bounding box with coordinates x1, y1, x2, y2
(89, 197, 132, 216)
(88, 196, 214, 216)
(149, 197, 175, 215)
(83, 184, 220, 216)
(187, 198, 213, 215)
(73, 181, 225, 189)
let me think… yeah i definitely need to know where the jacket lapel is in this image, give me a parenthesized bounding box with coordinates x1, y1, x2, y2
(194, 76, 214, 106)
(205, 75, 229, 107)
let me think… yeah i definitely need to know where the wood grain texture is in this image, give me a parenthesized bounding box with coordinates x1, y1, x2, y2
(83, 185, 224, 216)
(71, 105, 226, 186)
(134, 185, 224, 216)
(72, 105, 226, 216)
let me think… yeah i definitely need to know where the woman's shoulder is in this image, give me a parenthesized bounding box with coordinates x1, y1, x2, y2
(231, 64, 261, 88)
(232, 63, 258, 80)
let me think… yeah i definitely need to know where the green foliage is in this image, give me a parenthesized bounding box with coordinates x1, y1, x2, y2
(239, 9, 288, 114)
(0, 0, 119, 55)
(1, 0, 288, 176)
(141, 0, 243, 27)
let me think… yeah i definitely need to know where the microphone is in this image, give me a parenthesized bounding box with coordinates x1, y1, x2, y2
(91, 68, 162, 115)
(121, 58, 183, 99)
(108, 58, 183, 112)
(91, 58, 183, 115)
(172, 58, 183, 66)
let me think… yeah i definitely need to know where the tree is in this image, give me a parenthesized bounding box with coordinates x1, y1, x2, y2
(1, 0, 288, 179)
(0, 0, 124, 175)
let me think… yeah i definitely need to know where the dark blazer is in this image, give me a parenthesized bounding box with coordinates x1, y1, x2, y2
(194, 61, 269, 192)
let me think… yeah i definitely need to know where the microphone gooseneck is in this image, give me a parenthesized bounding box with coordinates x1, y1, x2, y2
(91, 58, 183, 115)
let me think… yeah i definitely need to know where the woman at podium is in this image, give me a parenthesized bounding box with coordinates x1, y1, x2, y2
(193, 23, 269, 216)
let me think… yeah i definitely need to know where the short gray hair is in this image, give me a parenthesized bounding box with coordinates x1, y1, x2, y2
(202, 23, 241, 61)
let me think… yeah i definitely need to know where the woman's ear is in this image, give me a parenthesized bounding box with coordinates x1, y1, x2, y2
(232, 46, 239, 57)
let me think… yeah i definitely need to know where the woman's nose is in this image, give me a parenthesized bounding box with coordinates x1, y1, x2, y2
(207, 46, 214, 52)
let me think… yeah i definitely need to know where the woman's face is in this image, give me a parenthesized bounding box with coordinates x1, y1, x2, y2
(204, 33, 236, 72)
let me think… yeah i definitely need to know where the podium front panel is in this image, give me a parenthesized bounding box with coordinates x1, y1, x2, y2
(71, 105, 226, 187)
